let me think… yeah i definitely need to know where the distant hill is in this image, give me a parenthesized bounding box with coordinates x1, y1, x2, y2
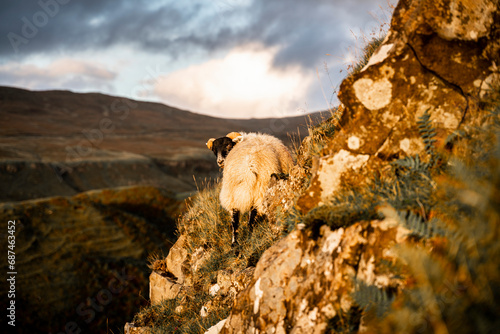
(0, 86, 329, 201)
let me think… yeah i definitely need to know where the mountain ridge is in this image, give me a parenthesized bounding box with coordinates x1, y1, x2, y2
(0, 85, 329, 202)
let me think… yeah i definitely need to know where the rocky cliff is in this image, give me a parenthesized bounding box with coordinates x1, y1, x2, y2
(129, 0, 500, 333)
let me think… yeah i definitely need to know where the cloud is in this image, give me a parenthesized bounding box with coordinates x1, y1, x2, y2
(45, 58, 116, 79)
(0, 0, 393, 116)
(0, 58, 117, 91)
(151, 45, 314, 118)
(0, 0, 201, 58)
(0, 0, 392, 68)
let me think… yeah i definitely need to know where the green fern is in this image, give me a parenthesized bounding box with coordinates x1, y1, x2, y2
(353, 280, 395, 319)
(391, 154, 430, 173)
(308, 162, 436, 232)
(388, 209, 454, 242)
(367, 94, 500, 333)
(396, 210, 432, 239)
(417, 110, 437, 156)
(392, 109, 440, 175)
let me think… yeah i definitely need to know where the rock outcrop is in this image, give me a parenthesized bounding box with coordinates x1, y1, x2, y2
(222, 210, 409, 333)
(297, 0, 500, 213)
(220, 0, 500, 332)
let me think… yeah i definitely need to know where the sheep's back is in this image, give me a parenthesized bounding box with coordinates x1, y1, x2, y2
(219, 134, 286, 214)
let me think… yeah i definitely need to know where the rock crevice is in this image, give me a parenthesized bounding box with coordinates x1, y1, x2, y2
(405, 40, 469, 116)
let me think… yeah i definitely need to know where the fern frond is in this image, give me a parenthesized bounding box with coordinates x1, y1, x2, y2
(416, 109, 438, 162)
(397, 210, 432, 239)
(353, 280, 395, 318)
(391, 154, 431, 173)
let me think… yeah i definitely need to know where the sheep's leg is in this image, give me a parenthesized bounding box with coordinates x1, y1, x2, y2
(248, 208, 258, 235)
(231, 210, 240, 246)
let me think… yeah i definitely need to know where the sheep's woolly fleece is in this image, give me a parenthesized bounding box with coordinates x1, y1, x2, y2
(218, 132, 294, 215)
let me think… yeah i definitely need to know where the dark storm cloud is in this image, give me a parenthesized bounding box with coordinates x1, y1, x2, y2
(246, 0, 391, 68)
(0, 0, 201, 58)
(0, 0, 391, 67)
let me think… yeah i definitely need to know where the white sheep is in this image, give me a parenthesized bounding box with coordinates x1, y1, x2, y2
(206, 132, 294, 246)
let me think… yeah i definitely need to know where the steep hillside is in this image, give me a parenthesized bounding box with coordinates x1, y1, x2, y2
(129, 0, 500, 333)
(0, 186, 185, 333)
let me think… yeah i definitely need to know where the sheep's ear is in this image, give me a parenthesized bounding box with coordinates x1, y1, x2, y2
(226, 132, 242, 143)
(206, 138, 215, 150)
(226, 132, 241, 140)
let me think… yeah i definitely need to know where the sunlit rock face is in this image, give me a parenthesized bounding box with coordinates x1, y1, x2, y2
(221, 218, 410, 334)
(339, 0, 500, 156)
(297, 0, 499, 213)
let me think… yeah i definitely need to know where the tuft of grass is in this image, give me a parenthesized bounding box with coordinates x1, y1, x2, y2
(178, 181, 232, 253)
(296, 106, 344, 169)
(133, 294, 230, 334)
(341, 1, 394, 78)
(346, 34, 386, 76)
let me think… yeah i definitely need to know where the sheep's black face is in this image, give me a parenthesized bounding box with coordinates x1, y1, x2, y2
(211, 137, 236, 168)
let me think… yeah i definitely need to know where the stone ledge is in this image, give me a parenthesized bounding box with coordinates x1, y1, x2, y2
(149, 270, 182, 304)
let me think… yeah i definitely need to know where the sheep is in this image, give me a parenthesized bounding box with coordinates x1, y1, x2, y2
(206, 131, 294, 246)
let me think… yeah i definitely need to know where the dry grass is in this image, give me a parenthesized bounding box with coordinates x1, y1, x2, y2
(135, 177, 287, 332)
(342, 1, 394, 77)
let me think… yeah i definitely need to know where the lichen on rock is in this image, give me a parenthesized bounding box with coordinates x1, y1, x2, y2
(297, 0, 499, 209)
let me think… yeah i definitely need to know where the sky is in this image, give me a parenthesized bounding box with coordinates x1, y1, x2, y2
(0, 0, 393, 119)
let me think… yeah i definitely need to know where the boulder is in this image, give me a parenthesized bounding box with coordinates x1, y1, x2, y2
(165, 234, 189, 284)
